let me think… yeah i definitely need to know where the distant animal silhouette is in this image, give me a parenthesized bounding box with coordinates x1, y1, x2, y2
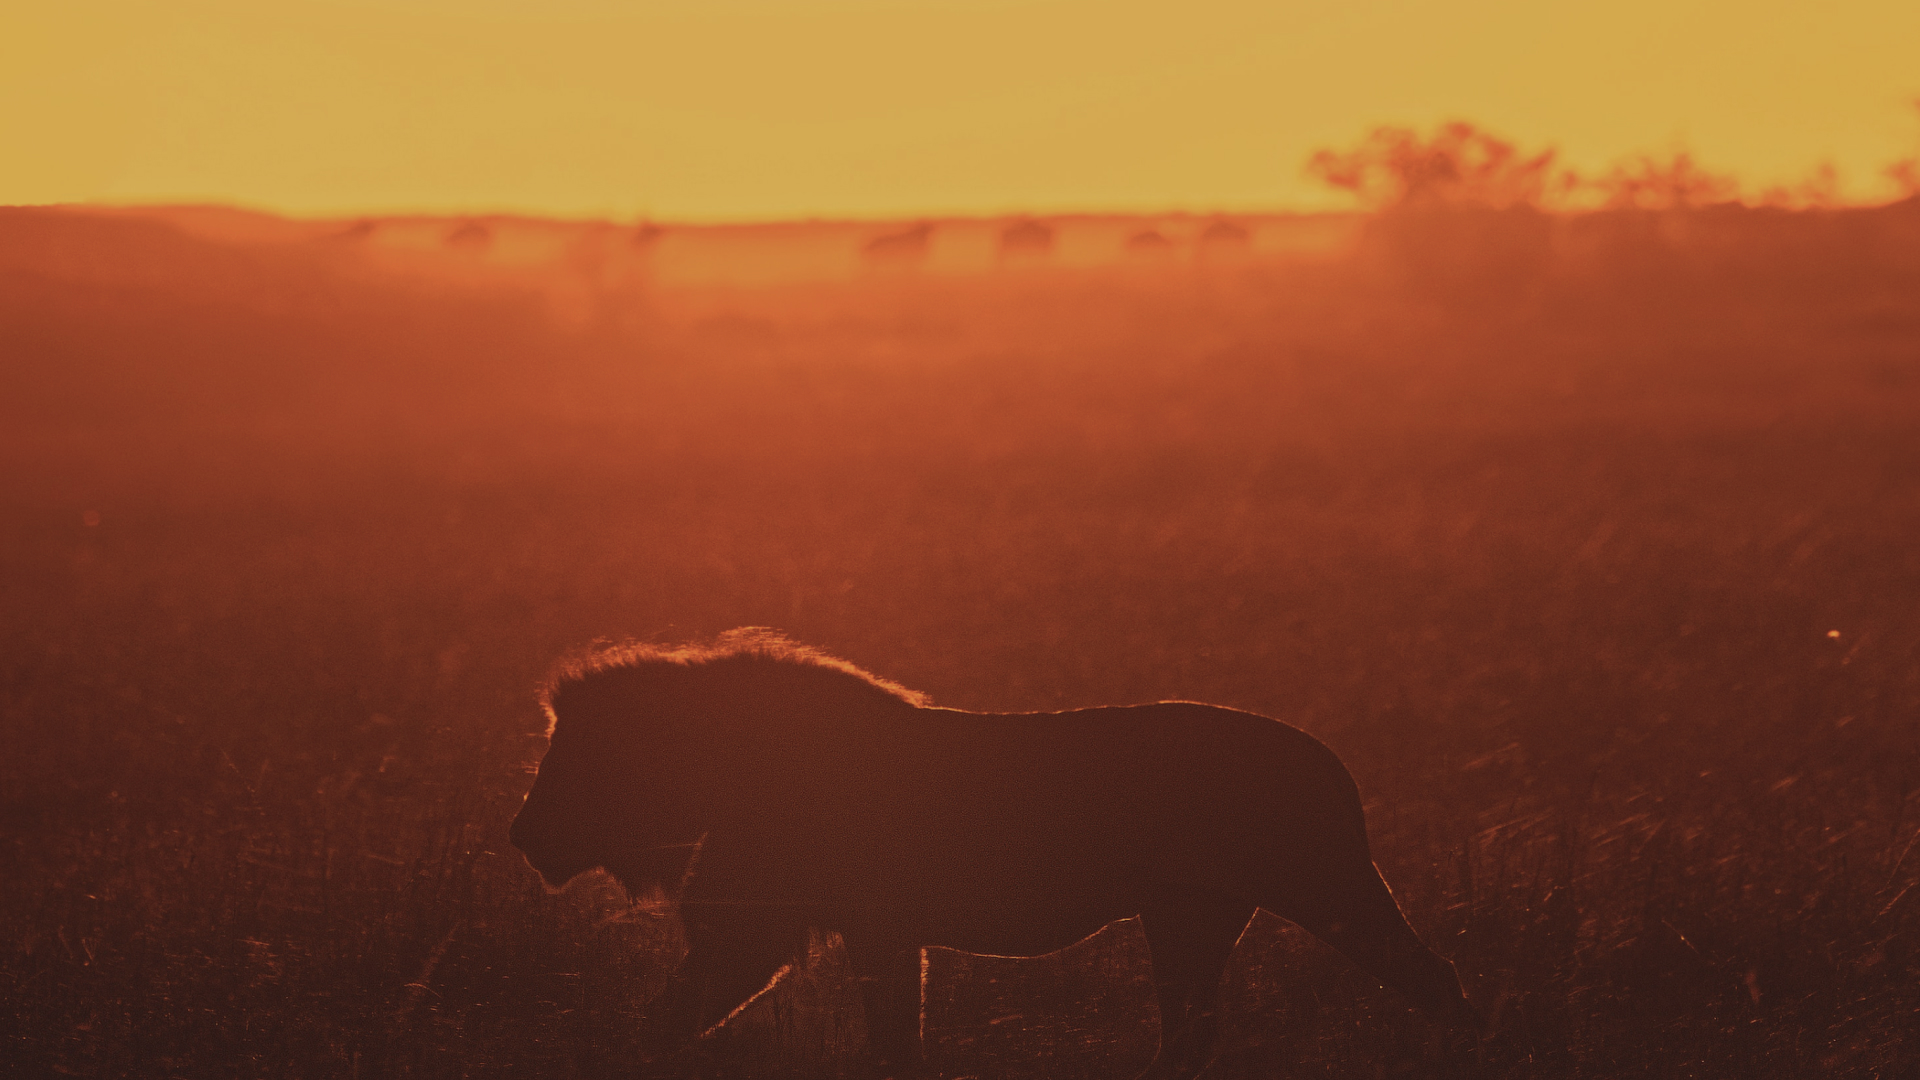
(511, 630, 1474, 1078)
(444, 219, 492, 250)
(1128, 228, 1171, 246)
(998, 217, 1055, 259)
(861, 223, 933, 268)
(1196, 219, 1253, 266)
(1125, 228, 1176, 259)
(1198, 218, 1251, 247)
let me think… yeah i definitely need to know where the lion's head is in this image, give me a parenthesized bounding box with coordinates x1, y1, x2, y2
(509, 629, 924, 894)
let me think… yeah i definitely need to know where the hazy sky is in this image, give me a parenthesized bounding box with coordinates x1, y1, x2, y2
(7, 0, 1918, 220)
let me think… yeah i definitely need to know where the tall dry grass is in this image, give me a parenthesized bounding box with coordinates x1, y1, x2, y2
(3, 201, 1918, 1077)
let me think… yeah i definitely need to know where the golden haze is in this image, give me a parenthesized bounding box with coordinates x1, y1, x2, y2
(6, 0, 1919, 219)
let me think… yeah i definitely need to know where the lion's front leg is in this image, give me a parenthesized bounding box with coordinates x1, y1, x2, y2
(643, 902, 811, 1076)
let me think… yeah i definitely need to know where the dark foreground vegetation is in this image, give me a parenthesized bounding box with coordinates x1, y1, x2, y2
(4, 201, 1919, 1077)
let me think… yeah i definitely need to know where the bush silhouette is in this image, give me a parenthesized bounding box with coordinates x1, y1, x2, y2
(1306, 122, 1572, 210)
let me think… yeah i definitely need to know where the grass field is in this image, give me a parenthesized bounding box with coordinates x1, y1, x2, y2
(3, 203, 1919, 1078)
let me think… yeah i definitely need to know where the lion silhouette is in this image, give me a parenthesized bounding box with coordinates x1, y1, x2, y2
(511, 630, 1473, 1078)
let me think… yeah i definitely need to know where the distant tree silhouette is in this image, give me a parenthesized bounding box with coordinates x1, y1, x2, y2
(1759, 162, 1841, 209)
(1888, 159, 1920, 198)
(1594, 152, 1741, 210)
(1308, 123, 1562, 298)
(1304, 122, 1786, 213)
(1306, 122, 1573, 210)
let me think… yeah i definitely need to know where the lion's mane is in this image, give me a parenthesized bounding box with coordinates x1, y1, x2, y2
(537, 627, 931, 737)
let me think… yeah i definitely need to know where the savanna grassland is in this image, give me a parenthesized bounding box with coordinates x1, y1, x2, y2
(3, 202, 1919, 1078)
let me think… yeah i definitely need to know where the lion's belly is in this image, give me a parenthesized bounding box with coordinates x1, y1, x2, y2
(901, 898, 1132, 959)
(687, 802, 1155, 947)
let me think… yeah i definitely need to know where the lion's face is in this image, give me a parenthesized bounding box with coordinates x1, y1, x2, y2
(510, 731, 601, 889)
(509, 719, 660, 891)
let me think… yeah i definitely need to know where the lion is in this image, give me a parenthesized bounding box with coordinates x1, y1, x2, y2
(510, 630, 1474, 1078)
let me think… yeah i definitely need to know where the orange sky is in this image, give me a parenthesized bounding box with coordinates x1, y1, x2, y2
(6, 0, 1918, 220)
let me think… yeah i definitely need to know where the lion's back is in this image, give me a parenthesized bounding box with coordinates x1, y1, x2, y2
(875, 700, 1364, 850)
